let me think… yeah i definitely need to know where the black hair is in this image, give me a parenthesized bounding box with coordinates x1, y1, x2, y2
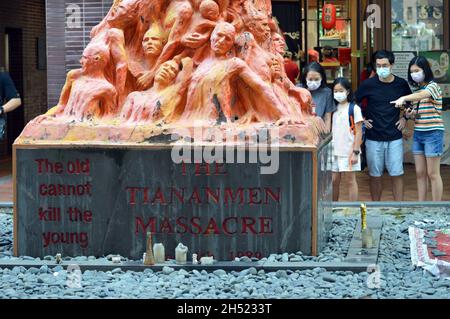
(374, 50, 395, 65)
(332, 77, 354, 103)
(407, 55, 434, 87)
(301, 62, 327, 89)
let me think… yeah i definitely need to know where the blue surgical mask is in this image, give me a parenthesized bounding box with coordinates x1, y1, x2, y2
(307, 80, 322, 91)
(376, 67, 391, 79)
(411, 70, 425, 83)
(334, 92, 348, 103)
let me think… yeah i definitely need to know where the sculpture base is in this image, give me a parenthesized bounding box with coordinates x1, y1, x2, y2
(18, 117, 324, 147)
(13, 137, 332, 260)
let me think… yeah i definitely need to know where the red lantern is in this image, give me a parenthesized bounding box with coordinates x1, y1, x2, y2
(322, 4, 337, 30)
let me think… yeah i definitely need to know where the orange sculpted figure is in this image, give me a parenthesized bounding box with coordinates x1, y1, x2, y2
(137, 0, 194, 89)
(225, 0, 245, 32)
(271, 31, 313, 115)
(51, 44, 117, 121)
(21, 0, 326, 144)
(269, 56, 304, 123)
(181, 0, 219, 50)
(87, 0, 143, 108)
(128, 24, 167, 79)
(91, 0, 166, 101)
(180, 22, 282, 124)
(121, 57, 193, 123)
(242, 4, 271, 49)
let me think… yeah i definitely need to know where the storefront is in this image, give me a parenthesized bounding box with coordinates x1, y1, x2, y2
(273, 0, 363, 87)
(273, 0, 450, 164)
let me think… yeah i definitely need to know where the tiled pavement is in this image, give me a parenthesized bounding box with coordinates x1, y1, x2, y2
(0, 159, 449, 202)
(0, 158, 12, 203)
(338, 164, 450, 202)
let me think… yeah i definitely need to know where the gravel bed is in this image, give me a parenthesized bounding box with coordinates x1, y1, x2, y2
(1, 207, 449, 299)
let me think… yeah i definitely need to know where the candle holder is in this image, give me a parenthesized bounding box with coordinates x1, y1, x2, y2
(175, 243, 188, 264)
(112, 256, 121, 264)
(192, 254, 198, 265)
(144, 232, 155, 266)
(153, 243, 165, 264)
(200, 256, 214, 265)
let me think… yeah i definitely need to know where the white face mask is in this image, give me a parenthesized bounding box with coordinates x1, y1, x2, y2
(376, 67, 391, 79)
(306, 80, 322, 91)
(334, 91, 348, 103)
(411, 70, 425, 83)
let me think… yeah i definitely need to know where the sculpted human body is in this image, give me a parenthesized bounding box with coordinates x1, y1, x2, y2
(122, 57, 193, 123)
(137, 0, 194, 89)
(22, 0, 325, 144)
(181, 22, 283, 124)
(271, 32, 313, 116)
(37, 44, 117, 122)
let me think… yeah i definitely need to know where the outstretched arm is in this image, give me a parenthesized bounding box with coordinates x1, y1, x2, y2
(391, 90, 432, 108)
(108, 29, 128, 107)
(53, 70, 80, 114)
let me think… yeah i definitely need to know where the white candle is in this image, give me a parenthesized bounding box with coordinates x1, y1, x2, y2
(112, 256, 121, 264)
(200, 256, 214, 265)
(153, 243, 165, 263)
(175, 243, 188, 264)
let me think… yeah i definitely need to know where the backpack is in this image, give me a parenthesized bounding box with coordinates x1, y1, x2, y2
(348, 102, 356, 135)
(348, 102, 366, 140)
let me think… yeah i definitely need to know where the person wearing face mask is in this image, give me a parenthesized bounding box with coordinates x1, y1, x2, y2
(354, 50, 412, 201)
(297, 62, 335, 132)
(331, 78, 364, 201)
(391, 56, 444, 201)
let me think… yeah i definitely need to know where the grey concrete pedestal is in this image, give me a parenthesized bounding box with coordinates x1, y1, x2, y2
(13, 138, 332, 260)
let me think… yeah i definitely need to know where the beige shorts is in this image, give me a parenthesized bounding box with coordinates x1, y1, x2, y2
(332, 155, 361, 172)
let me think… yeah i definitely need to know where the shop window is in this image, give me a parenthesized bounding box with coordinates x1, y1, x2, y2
(304, 0, 352, 84)
(392, 0, 444, 52)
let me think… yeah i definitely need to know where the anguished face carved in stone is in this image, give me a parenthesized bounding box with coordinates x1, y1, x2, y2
(107, 0, 140, 27)
(272, 33, 286, 55)
(154, 60, 179, 86)
(142, 25, 166, 57)
(210, 22, 236, 55)
(79, 44, 109, 73)
(245, 13, 271, 43)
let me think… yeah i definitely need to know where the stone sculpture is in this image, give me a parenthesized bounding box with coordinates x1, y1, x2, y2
(20, 0, 325, 145)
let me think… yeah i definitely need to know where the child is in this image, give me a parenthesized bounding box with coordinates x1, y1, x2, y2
(331, 77, 364, 201)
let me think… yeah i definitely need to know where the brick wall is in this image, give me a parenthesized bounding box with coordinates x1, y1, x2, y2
(0, 0, 47, 156)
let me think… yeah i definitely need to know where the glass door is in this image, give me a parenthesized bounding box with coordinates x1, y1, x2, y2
(303, 0, 353, 85)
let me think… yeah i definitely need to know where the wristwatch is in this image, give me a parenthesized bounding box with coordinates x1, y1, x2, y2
(353, 150, 361, 155)
(0, 106, 4, 116)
